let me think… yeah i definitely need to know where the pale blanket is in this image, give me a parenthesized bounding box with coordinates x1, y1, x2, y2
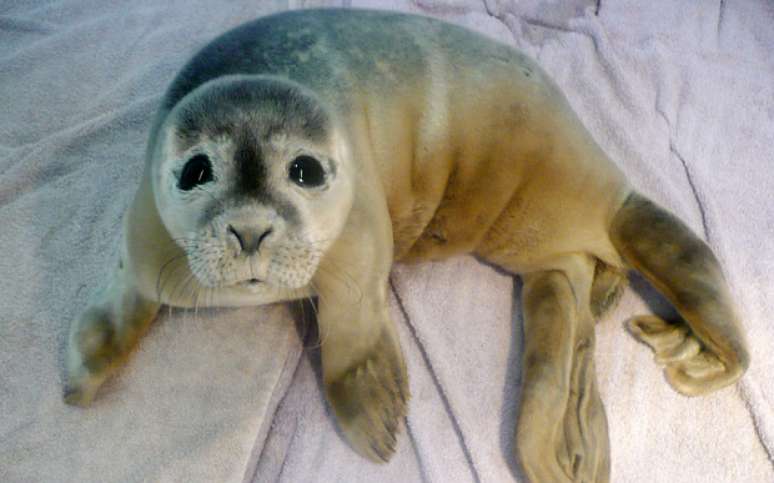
(0, 1, 771, 482)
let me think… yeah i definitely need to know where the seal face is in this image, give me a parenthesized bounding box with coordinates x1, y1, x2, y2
(154, 76, 354, 290)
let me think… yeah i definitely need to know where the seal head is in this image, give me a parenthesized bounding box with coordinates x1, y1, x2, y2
(153, 75, 354, 290)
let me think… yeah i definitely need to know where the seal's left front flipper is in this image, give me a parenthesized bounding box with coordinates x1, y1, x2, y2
(64, 262, 159, 407)
(324, 322, 409, 462)
(316, 273, 409, 463)
(313, 189, 409, 462)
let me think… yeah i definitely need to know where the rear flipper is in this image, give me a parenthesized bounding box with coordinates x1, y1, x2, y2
(610, 193, 749, 396)
(516, 262, 610, 483)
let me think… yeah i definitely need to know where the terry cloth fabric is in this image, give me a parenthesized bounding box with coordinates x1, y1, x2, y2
(0, 1, 771, 482)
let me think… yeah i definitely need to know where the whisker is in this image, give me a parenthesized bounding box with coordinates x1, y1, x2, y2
(156, 254, 189, 301)
(192, 276, 202, 323)
(306, 280, 333, 350)
(314, 261, 364, 309)
(297, 296, 309, 346)
(168, 270, 196, 310)
(209, 286, 215, 310)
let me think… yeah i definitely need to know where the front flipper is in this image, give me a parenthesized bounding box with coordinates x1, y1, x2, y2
(325, 323, 408, 462)
(64, 265, 159, 406)
(316, 265, 409, 463)
(517, 268, 610, 483)
(314, 190, 409, 462)
(610, 193, 749, 396)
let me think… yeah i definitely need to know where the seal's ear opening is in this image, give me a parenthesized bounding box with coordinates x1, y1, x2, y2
(178, 154, 214, 191)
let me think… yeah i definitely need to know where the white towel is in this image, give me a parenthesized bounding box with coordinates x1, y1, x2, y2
(1, 1, 771, 482)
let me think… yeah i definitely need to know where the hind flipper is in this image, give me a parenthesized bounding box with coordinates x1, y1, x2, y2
(590, 261, 627, 319)
(610, 193, 749, 396)
(516, 257, 610, 483)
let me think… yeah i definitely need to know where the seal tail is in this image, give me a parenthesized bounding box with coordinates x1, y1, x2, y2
(608, 192, 749, 396)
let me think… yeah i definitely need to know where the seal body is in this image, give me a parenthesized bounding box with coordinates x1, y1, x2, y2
(64, 9, 749, 482)
(161, 9, 630, 274)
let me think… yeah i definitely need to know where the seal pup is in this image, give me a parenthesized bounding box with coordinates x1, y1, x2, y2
(63, 9, 749, 482)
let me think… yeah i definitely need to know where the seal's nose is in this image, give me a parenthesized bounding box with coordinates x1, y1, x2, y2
(227, 224, 272, 255)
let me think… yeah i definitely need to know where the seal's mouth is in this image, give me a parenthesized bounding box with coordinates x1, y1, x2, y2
(233, 278, 263, 288)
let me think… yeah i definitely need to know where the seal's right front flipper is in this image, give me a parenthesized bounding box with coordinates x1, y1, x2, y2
(610, 192, 749, 396)
(64, 262, 159, 407)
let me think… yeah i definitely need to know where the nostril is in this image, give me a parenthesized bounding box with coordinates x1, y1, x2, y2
(227, 224, 245, 251)
(257, 228, 273, 248)
(228, 225, 272, 254)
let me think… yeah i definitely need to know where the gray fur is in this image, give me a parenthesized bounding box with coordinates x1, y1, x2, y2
(166, 75, 332, 226)
(171, 76, 331, 145)
(159, 9, 529, 118)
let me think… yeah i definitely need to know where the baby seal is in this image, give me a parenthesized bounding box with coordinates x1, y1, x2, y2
(64, 9, 749, 482)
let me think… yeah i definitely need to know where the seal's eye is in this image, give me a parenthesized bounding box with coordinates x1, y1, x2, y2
(289, 155, 325, 188)
(178, 154, 213, 191)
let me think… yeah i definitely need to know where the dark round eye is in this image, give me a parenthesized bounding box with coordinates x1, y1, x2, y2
(289, 155, 325, 188)
(178, 154, 213, 191)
